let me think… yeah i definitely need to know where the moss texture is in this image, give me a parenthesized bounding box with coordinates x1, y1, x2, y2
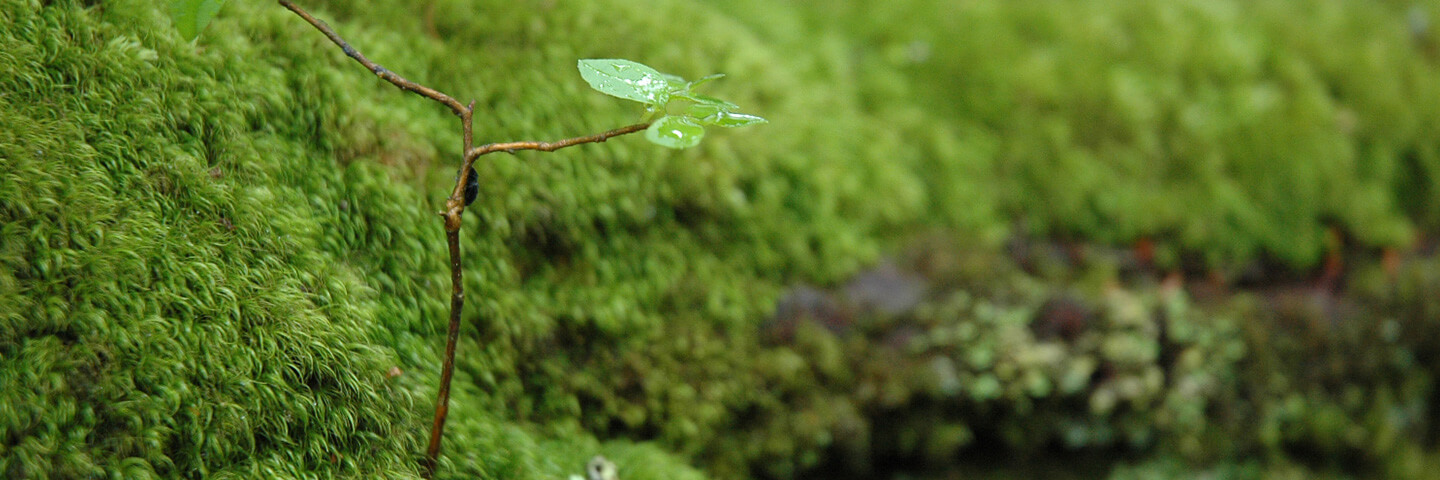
(717, 0, 1440, 271)
(4, 0, 1440, 479)
(2, 0, 904, 477)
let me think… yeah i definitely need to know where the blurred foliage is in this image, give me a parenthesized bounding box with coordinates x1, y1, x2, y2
(742, 235, 1440, 479)
(4, 0, 1440, 479)
(717, 0, 1440, 271)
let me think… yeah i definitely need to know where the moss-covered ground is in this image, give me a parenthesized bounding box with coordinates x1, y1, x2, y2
(3, 0, 1440, 479)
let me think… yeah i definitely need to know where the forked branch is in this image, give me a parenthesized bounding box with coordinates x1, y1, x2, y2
(277, 3, 650, 478)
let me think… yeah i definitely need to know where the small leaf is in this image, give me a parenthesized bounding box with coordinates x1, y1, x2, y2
(677, 93, 739, 111)
(686, 73, 725, 90)
(685, 95, 741, 118)
(645, 116, 705, 149)
(169, 0, 227, 41)
(686, 103, 725, 119)
(578, 59, 673, 105)
(660, 73, 688, 87)
(702, 112, 768, 128)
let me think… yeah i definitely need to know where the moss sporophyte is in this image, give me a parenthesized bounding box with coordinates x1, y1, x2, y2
(169, 1, 764, 476)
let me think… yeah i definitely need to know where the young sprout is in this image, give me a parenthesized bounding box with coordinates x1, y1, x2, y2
(180, 3, 768, 477)
(578, 59, 767, 149)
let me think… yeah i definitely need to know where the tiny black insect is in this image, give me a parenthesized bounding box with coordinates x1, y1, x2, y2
(461, 165, 479, 206)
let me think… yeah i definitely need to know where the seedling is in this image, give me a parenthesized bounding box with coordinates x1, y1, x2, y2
(169, 1, 764, 477)
(578, 59, 766, 149)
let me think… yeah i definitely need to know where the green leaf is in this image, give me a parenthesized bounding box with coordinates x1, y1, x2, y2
(578, 59, 673, 105)
(683, 93, 739, 110)
(169, 0, 227, 41)
(645, 116, 705, 149)
(660, 73, 688, 87)
(686, 73, 725, 90)
(701, 112, 768, 128)
(686, 103, 725, 119)
(684, 95, 741, 118)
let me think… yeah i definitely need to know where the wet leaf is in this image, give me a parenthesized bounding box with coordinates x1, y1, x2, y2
(683, 95, 740, 118)
(679, 93, 738, 111)
(578, 59, 673, 105)
(702, 112, 768, 128)
(579, 59, 766, 149)
(686, 73, 725, 90)
(645, 116, 705, 149)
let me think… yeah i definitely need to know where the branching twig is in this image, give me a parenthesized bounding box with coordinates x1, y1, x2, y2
(277, 3, 650, 478)
(466, 123, 651, 161)
(278, 0, 466, 116)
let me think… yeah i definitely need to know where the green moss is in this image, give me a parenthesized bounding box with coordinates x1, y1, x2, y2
(6, 0, 1440, 479)
(2, 0, 923, 477)
(0, 2, 420, 477)
(719, 0, 1440, 270)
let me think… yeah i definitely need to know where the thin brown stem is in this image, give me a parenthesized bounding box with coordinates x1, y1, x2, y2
(281, 3, 654, 478)
(423, 100, 475, 479)
(466, 122, 651, 162)
(278, 0, 466, 116)
(278, 3, 475, 477)
(446, 101, 478, 220)
(423, 227, 465, 477)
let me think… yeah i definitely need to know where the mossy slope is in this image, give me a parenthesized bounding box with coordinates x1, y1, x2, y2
(5, 0, 1440, 479)
(1, 0, 916, 477)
